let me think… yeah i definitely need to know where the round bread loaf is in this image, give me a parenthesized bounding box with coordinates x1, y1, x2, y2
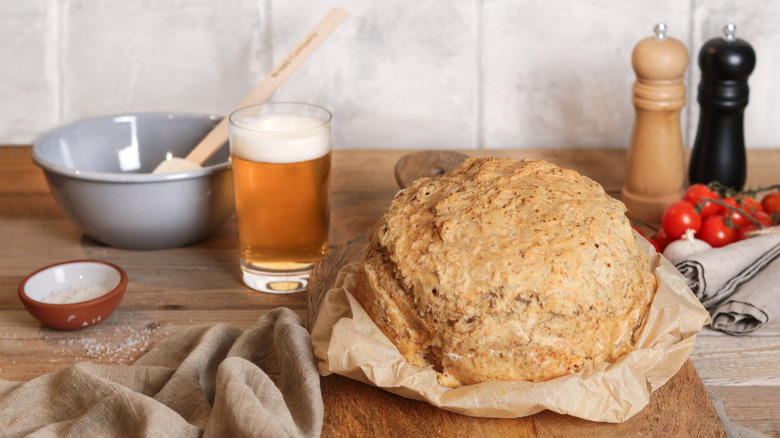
(353, 157, 657, 388)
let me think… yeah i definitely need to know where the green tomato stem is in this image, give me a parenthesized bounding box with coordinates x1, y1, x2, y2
(699, 197, 763, 229)
(706, 181, 780, 198)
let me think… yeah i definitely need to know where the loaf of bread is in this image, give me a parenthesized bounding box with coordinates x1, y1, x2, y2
(353, 157, 657, 388)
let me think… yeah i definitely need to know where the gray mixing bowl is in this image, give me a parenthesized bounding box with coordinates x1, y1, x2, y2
(32, 113, 234, 250)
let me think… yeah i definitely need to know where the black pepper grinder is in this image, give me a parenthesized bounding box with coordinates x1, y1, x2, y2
(689, 24, 756, 191)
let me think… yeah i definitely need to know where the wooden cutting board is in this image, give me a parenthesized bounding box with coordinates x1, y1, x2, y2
(308, 238, 727, 437)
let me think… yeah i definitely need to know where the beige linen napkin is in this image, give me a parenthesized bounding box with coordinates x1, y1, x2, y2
(0, 308, 322, 438)
(675, 233, 780, 335)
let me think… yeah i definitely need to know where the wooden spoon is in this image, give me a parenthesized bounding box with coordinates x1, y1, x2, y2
(153, 7, 349, 174)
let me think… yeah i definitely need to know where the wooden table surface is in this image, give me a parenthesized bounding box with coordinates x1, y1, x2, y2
(1, 146, 778, 436)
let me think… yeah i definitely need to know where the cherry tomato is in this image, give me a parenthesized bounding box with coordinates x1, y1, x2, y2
(698, 215, 737, 248)
(662, 201, 702, 239)
(738, 195, 763, 214)
(761, 193, 780, 217)
(719, 197, 753, 227)
(753, 211, 773, 227)
(733, 211, 771, 241)
(683, 184, 720, 219)
(653, 228, 674, 253)
(736, 224, 758, 241)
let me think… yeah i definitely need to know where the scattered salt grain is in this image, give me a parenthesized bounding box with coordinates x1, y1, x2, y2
(41, 284, 110, 304)
(52, 323, 161, 363)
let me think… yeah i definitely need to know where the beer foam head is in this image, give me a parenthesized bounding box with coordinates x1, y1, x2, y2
(230, 113, 331, 164)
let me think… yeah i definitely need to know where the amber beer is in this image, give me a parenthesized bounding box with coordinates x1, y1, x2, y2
(232, 153, 331, 269)
(229, 103, 332, 293)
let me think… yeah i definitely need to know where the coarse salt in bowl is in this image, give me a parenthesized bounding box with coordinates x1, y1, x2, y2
(18, 260, 127, 330)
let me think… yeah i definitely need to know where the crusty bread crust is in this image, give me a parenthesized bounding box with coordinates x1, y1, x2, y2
(353, 158, 657, 388)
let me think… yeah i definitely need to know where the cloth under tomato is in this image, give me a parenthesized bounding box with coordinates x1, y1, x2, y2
(675, 233, 780, 335)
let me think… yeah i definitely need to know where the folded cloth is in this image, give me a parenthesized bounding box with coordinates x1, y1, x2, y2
(675, 233, 780, 335)
(710, 255, 780, 335)
(0, 308, 323, 438)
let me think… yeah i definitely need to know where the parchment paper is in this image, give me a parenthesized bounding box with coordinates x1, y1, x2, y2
(309, 238, 710, 423)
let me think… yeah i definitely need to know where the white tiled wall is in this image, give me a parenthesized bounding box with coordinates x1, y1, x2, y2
(2, 0, 777, 149)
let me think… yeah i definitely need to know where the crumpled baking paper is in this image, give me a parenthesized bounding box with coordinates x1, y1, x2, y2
(309, 238, 710, 423)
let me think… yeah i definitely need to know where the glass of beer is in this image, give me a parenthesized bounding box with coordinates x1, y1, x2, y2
(228, 102, 332, 293)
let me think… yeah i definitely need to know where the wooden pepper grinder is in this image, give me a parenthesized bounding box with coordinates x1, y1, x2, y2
(622, 23, 689, 222)
(688, 24, 756, 191)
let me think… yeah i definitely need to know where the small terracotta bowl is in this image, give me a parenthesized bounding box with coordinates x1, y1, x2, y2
(18, 260, 127, 330)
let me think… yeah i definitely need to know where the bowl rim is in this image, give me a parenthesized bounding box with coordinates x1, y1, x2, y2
(32, 112, 231, 183)
(18, 259, 128, 310)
